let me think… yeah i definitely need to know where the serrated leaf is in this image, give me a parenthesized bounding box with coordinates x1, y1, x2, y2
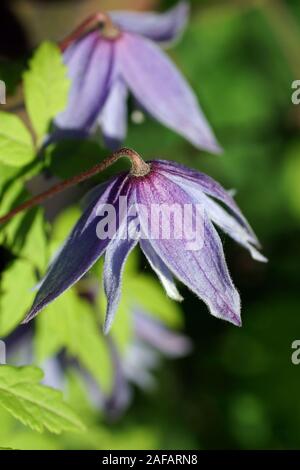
(0, 365, 85, 434)
(0, 259, 37, 337)
(0, 112, 34, 167)
(24, 42, 70, 141)
(35, 289, 113, 393)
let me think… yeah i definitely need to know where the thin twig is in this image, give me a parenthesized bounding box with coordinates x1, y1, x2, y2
(0, 148, 150, 225)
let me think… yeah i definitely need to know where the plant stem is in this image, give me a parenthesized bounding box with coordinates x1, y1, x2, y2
(59, 11, 120, 51)
(0, 148, 150, 225)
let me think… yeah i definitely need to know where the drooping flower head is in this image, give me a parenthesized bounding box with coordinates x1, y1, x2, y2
(23, 150, 266, 333)
(55, 2, 221, 153)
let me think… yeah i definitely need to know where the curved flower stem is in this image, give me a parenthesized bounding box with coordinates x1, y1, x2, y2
(0, 148, 150, 225)
(59, 11, 120, 51)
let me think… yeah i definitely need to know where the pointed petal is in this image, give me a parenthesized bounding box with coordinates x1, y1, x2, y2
(23, 175, 129, 323)
(99, 79, 128, 150)
(154, 159, 259, 244)
(56, 34, 114, 131)
(103, 199, 139, 334)
(158, 165, 267, 261)
(110, 1, 189, 45)
(117, 33, 221, 153)
(136, 172, 241, 326)
(140, 239, 183, 301)
(195, 192, 267, 262)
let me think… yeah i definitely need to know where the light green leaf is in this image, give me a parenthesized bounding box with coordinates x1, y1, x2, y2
(0, 259, 37, 337)
(24, 41, 70, 141)
(50, 206, 81, 256)
(0, 112, 34, 167)
(35, 289, 114, 393)
(1, 208, 48, 273)
(0, 163, 19, 186)
(19, 209, 49, 272)
(0, 180, 48, 272)
(0, 179, 26, 219)
(0, 365, 85, 434)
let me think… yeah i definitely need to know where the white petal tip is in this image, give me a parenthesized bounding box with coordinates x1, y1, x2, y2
(227, 189, 237, 197)
(200, 141, 223, 155)
(103, 316, 112, 335)
(171, 293, 184, 302)
(163, 283, 184, 302)
(103, 324, 110, 336)
(250, 250, 268, 263)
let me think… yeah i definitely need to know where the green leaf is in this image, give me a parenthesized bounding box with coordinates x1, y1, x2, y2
(19, 209, 49, 272)
(35, 289, 114, 393)
(2, 209, 48, 273)
(0, 163, 19, 186)
(50, 206, 81, 256)
(0, 259, 37, 336)
(0, 181, 49, 272)
(0, 366, 85, 434)
(0, 178, 26, 218)
(24, 42, 70, 141)
(0, 112, 34, 167)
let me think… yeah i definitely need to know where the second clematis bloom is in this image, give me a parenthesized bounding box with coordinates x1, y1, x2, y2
(23, 152, 266, 333)
(55, 2, 221, 153)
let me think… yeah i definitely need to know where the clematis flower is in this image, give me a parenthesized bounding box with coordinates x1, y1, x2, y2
(23, 157, 266, 333)
(55, 2, 221, 153)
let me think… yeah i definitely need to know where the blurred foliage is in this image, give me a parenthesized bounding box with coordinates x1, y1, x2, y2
(0, 0, 300, 451)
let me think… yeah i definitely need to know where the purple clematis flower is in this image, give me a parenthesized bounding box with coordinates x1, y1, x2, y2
(55, 2, 221, 153)
(23, 158, 266, 333)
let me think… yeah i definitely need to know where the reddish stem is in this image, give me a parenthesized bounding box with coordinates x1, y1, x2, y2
(59, 12, 119, 51)
(0, 148, 150, 225)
